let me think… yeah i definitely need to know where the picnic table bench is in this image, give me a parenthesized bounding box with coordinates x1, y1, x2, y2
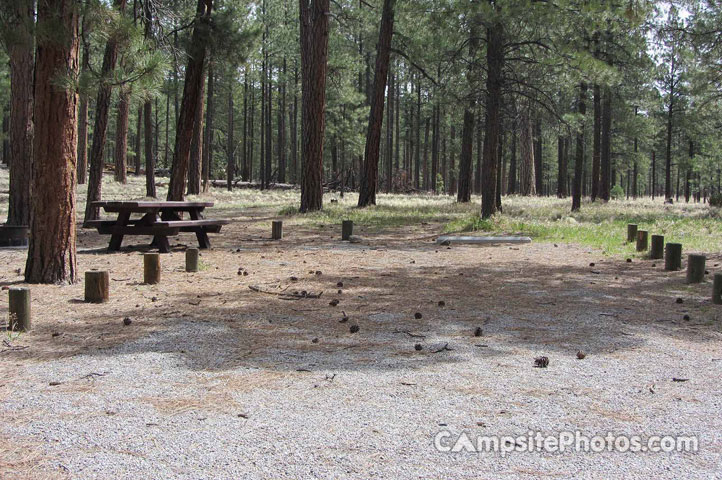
(86, 201, 229, 253)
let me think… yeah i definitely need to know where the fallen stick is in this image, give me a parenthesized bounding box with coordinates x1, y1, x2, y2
(393, 330, 426, 339)
(249, 285, 323, 299)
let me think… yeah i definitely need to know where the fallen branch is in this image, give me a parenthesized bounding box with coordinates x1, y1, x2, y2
(432, 343, 454, 353)
(249, 285, 323, 299)
(393, 330, 426, 339)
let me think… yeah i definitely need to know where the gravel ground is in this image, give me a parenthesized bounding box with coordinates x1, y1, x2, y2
(1, 212, 721, 479)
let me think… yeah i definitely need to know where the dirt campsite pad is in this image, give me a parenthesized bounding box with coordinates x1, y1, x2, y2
(1, 202, 722, 479)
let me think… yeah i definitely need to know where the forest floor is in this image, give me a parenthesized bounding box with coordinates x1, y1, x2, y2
(1, 171, 721, 479)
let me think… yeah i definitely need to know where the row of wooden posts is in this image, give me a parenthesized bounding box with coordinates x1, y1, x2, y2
(6, 220, 358, 332)
(628, 223, 722, 304)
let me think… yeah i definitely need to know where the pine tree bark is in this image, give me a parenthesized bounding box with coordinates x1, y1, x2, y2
(78, 16, 90, 184)
(591, 84, 601, 201)
(187, 68, 206, 195)
(519, 103, 536, 196)
(5, 0, 34, 227)
(227, 79, 235, 190)
(533, 116, 543, 195)
(84, 0, 127, 223)
(143, 0, 155, 197)
(202, 59, 214, 192)
(557, 135, 567, 197)
(298, 0, 330, 211)
(113, 89, 130, 183)
(600, 85, 612, 201)
(278, 58, 287, 183)
(25, 0, 79, 284)
(571, 82, 587, 212)
(457, 109, 474, 202)
(481, 16, 503, 218)
(507, 117, 517, 195)
(358, 0, 395, 207)
(167, 0, 212, 201)
(135, 106, 142, 175)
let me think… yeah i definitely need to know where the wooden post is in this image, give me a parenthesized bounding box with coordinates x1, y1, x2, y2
(342, 220, 354, 241)
(272, 220, 283, 240)
(8, 287, 30, 332)
(713, 273, 722, 305)
(627, 224, 638, 243)
(186, 248, 200, 272)
(85, 271, 110, 303)
(636, 230, 648, 252)
(686, 254, 706, 284)
(650, 234, 664, 259)
(665, 243, 682, 271)
(144, 253, 161, 284)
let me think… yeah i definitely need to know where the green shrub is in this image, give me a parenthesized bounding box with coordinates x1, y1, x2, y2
(709, 193, 722, 207)
(610, 184, 625, 200)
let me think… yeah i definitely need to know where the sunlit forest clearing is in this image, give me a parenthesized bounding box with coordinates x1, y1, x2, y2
(2, 0, 722, 478)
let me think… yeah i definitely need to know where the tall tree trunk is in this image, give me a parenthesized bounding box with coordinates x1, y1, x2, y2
(507, 117, 517, 195)
(358, 0, 395, 207)
(202, 59, 214, 192)
(290, 61, 299, 183)
(519, 103, 535, 196)
(135, 106, 142, 175)
(591, 84, 601, 201)
(415, 76, 421, 189)
(651, 150, 656, 199)
(167, 0, 212, 201)
(385, 67, 394, 193)
(557, 135, 567, 197)
(113, 90, 130, 183)
(278, 57, 287, 183)
(533, 116, 543, 195)
(571, 82, 587, 212)
(187, 66, 206, 195)
(144, 99, 155, 197)
(5, 0, 35, 227)
(475, 112, 482, 194)
(457, 109, 474, 202)
(298, 0, 330, 211)
(449, 125, 456, 196)
(600, 85, 612, 201)
(241, 72, 248, 183)
(481, 15, 503, 218)
(25, 0, 79, 284)
(422, 117, 430, 190)
(84, 0, 127, 223)
(265, 62, 272, 185)
(78, 13, 90, 184)
(431, 103, 440, 193)
(227, 78, 235, 191)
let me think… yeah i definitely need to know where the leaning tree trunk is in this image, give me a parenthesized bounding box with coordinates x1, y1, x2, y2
(167, 0, 212, 201)
(25, 0, 79, 284)
(518, 103, 536, 196)
(84, 0, 126, 223)
(358, 0, 395, 207)
(571, 82, 587, 212)
(299, 0, 330, 212)
(481, 16, 503, 218)
(5, 0, 34, 228)
(113, 89, 130, 183)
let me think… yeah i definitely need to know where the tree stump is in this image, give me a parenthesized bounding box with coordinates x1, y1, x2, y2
(144, 253, 161, 284)
(272, 221, 283, 240)
(8, 287, 30, 332)
(85, 271, 109, 303)
(665, 243, 682, 271)
(650, 234, 664, 260)
(713, 273, 722, 305)
(342, 220, 354, 241)
(186, 248, 200, 273)
(627, 224, 638, 243)
(636, 230, 648, 252)
(686, 254, 706, 284)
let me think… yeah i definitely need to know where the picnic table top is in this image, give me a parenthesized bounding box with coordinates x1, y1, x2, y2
(92, 201, 214, 209)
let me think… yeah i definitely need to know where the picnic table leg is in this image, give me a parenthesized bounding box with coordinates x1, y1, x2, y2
(108, 211, 131, 251)
(152, 235, 171, 253)
(189, 208, 212, 249)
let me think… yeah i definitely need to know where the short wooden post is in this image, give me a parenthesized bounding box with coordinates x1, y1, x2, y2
(272, 221, 283, 240)
(85, 271, 109, 303)
(627, 224, 638, 243)
(665, 243, 682, 271)
(636, 230, 648, 252)
(650, 235, 664, 259)
(8, 287, 30, 332)
(186, 248, 199, 273)
(144, 253, 161, 284)
(342, 220, 354, 241)
(686, 254, 706, 284)
(713, 273, 722, 305)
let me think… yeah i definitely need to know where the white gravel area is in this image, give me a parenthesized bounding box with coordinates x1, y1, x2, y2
(1, 235, 722, 479)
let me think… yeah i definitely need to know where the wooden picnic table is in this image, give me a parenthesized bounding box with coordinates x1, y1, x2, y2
(86, 201, 229, 253)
